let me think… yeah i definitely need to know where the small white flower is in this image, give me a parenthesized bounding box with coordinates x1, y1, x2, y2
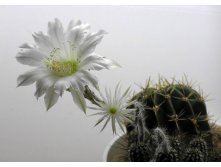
(89, 84, 136, 134)
(16, 18, 120, 112)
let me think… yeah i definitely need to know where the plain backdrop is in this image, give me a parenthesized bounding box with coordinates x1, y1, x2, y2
(0, 5, 221, 161)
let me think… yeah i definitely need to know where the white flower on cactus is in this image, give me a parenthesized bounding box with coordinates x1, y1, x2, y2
(16, 18, 120, 112)
(90, 84, 136, 134)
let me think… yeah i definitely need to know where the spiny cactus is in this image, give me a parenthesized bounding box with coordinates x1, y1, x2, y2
(170, 137, 182, 155)
(129, 143, 151, 162)
(183, 148, 204, 162)
(155, 149, 179, 162)
(124, 76, 219, 162)
(137, 77, 210, 135)
(189, 137, 208, 160)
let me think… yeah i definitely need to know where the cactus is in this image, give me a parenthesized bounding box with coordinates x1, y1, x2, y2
(189, 137, 208, 160)
(156, 149, 179, 162)
(137, 77, 210, 135)
(129, 143, 151, 162)
(124, 77, 219, 162)
(183, 148, 204, 162)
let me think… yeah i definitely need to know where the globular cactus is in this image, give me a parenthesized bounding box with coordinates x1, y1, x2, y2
(189, 137, 208, 161)
(137, 77, 210, 135)
(170, 137, 182, 155)
(183, 148, 204, 162)
(129, 143, 151, 162)
(155, 149, 179, 162)
(123, 77, 219, 162)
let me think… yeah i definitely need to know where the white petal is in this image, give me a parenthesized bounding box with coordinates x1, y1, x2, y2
(19, 43, 33, 49)
(119, 86, 131, 102)
(70, 87, 86, 113)
(47, 18, 64, 48)
(84, 30, 107, 42)
(44, 86, 59, 111)
(54, 79, 71, 96)
(98, 89, 108, 104)
(111, 116, 116, 134)
(116, 116, 125, 133)
(79, 70, 99, 90)
(88, 64, 106, 71)
(101, 57, 122, 69)
(80, 54, 101, 67)
(66, 20, 81, 33)
(114, 82, 121, 99)
(32, 32, 54, 53)
(16, 49, 46, 67)
(94, 114, 108, 127)
(80, 54, 121, 71)
(87, 106, 104, 111)
(17, 68, 47, 87)
(79, 31, 105, 57)
(68, 75, 85, 92)
(67, 27, 84, 45)
(34, 76, 55, 99)
(66, 20, 77, 33)
(100, 115, 111, 132)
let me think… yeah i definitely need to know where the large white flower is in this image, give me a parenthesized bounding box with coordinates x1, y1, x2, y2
(89, 84, 136, 134)
(16, 18, 120, 112)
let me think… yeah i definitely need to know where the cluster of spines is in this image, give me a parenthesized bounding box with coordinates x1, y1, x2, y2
(189, 137, 208, 160)
(136, 76, 211, 135)
(126, 76, 215, 162)
(183, 148, 204, 162)
(127, 130, 212, 162)
(128, 143, 151, 162)
(154, 136, 208, 162)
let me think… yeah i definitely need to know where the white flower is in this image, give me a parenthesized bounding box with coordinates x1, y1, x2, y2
(16, 18, 120, 112)
(89, 84, 136, 134)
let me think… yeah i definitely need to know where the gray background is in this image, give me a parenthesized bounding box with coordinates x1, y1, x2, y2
(0, 5, 221, 161)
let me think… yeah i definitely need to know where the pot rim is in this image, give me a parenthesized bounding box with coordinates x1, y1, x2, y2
(102, 133, 125, 162)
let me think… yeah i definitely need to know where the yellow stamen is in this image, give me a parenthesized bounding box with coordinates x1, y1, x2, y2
(46, 59, 79, 77)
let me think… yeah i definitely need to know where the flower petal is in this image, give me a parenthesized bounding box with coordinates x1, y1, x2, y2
(111, 116, 116, 134)
(94, 114, 108, 127)
(79, 30, 106, 57)
(67, 27, 84, 45)
(54, 79, 71, 96)
(32, 32, 54, 53)
(100, 115, 111, 133)
(44, 86, 59, 111)
(19, 43, 33, 49)
(66, 20, 82, 33)
(16, 49, 46, 67)
(116, 116, 125, 133)
(17, 68, 47, 87)
(34, 76, 56, 99)
(47, 18, 64, 48)
(80, 54, 121, 71)
(79, 70, 99, 90)
(70, 87, 86, 113)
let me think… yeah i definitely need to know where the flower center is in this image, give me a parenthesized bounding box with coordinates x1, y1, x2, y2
(46, 59, 79, 77)
(109, 107, 118, 114)
(44, 46, 80, 77)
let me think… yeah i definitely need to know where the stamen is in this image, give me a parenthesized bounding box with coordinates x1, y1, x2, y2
(45, 43, 80, 77)
(46, 59, 79, 77)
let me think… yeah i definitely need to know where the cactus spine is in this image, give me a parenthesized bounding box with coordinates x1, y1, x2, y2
(125, 76, 218, 162)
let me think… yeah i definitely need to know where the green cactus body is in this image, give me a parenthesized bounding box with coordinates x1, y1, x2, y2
(183, 148, 204, 162)
(189, 137, 208, 161)
(125, 77, 216, 162)
(129, 143, 151, 162)
(142, 84, 210, 135)
(156, 149, 179, 162)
